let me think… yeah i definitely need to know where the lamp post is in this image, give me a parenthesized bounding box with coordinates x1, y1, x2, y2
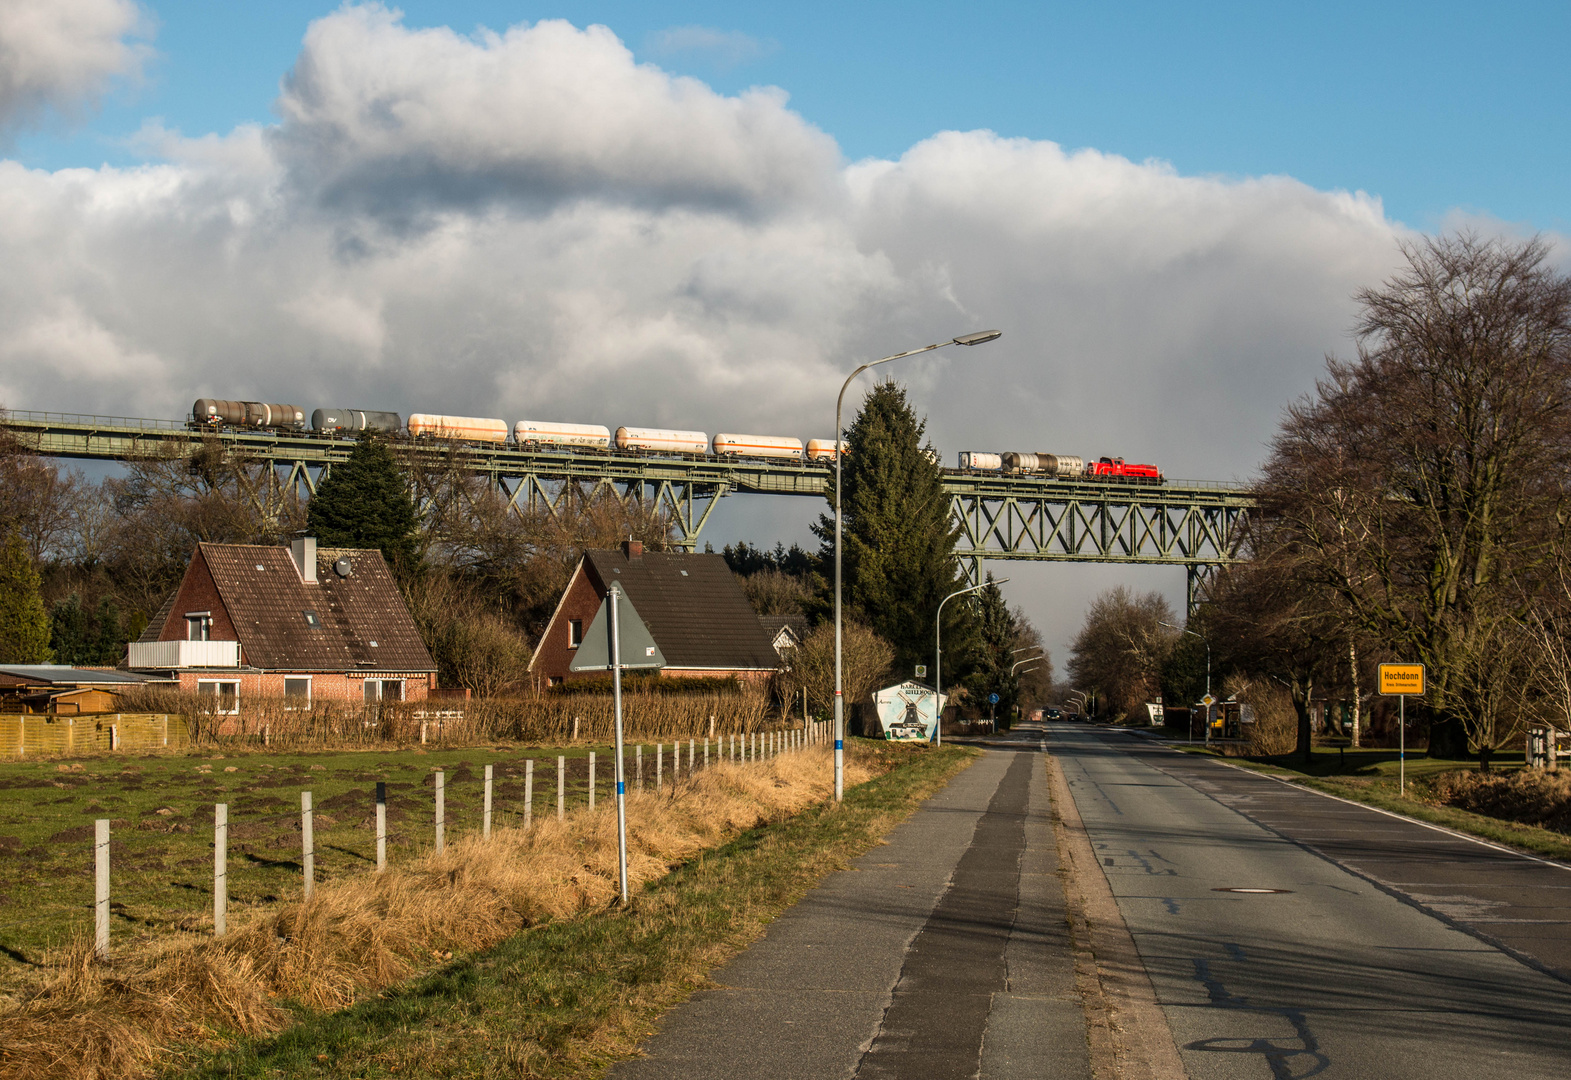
(933, 577, 1006, 748)
(1161, 621, 1209, 745)
(834, 330, 1002, 799)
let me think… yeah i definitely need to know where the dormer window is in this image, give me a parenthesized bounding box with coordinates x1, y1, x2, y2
(186, 613, 213, 641)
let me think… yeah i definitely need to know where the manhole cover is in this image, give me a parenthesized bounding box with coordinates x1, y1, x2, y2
(1212, 887, 1294, 894)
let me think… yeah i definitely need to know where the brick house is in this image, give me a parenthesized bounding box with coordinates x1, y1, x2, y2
(128, 538, 436, 711)
(531, 541, 781, 685)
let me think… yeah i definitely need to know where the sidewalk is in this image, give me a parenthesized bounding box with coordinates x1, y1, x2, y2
(609, 740, 1090, 1080)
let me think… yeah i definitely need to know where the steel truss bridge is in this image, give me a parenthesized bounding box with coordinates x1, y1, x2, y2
(3, 410, 1254, 607)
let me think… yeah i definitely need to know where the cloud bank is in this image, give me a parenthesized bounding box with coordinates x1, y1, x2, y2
(0, 0, 149, 136)
(0, 2, 1408, 485)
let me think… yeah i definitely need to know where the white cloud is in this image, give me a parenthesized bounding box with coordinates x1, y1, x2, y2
(0, 4, 1467, 653)
(0, 0, 151, 136)
(645, 25, 775, 69)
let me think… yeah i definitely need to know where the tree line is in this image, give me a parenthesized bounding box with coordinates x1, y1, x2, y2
(1068, 233, 1571, 767)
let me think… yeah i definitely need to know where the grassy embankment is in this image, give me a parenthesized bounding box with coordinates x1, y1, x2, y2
(1176, 743, 1571, 862)
(166, 741, 976, 1080)
(0, 739, 975, 1079)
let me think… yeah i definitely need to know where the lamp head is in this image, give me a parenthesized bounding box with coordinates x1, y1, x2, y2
(953, 330, 1002, 346)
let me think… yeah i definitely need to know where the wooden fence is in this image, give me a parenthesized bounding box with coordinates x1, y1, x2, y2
(0, 713, 188, 757)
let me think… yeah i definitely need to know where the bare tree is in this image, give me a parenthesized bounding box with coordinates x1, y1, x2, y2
(1068, 586, 1176, 721)
(1259, 233, 1571, 761)
(780, 619, 894, 720)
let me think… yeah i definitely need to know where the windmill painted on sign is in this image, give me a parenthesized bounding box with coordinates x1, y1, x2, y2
(569, 583, 666, 902)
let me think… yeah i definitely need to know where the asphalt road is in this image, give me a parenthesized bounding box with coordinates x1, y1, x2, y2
(1053, 723, 1571, 1080)
(609, 742, 1090, 1080)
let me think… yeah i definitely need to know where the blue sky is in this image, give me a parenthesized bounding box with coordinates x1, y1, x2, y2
(12, 1, 1569, 233)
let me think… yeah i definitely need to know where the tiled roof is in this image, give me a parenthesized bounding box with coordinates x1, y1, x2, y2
(200, 543, 434, 673)
(584, 549, 780, 671)
(758, 614, 810, 642)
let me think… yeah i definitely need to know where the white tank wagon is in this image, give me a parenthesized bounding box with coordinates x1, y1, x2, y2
(312, 408, 402, 433)
(712, 433, 805, 460)
(192, 400, 306, 430)
(407, 414, 510, 444)
(513, 420, 612, 449)
(1001, 452, 1085, 477)
(958, 451, 1002, 471)
(614, 426, 710, 455)
(805, 439, 847, 462)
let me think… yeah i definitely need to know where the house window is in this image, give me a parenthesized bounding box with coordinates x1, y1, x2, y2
(569, 619, 583, 648)
(303, 610, 321, 629)
(363, 679, 404, 703)
(186, 613, 213, 641)
(197, 679, 239, 714)
(284, 677, 311, 709)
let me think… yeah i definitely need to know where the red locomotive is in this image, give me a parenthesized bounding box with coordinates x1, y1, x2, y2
(1087, 456, 1163, 483)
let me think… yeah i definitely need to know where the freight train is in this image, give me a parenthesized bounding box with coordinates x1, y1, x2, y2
(190, 399, 847, 463)
(958, 450, 1163, 484)
(189, 397, 1163, 481)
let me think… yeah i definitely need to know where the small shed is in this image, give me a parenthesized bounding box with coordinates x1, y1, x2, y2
(869, 680, 946, 742)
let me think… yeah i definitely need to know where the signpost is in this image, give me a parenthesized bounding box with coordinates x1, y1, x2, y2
(569, 584, 665, 902)
(1378, 664, 1426, 796)
(1200, 693, 1216, 745)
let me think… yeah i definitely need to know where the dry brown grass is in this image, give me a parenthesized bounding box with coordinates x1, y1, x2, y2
(0, 744, 872, 1080)
(1428, 766, 1571, 834)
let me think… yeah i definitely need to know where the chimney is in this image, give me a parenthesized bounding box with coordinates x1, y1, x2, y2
(622, 539, 643, 560)
(291, 537, 318, 583)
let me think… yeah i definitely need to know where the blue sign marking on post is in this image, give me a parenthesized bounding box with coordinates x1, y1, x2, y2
(835, 740, 843, 750)
(989, 693, 999, 705)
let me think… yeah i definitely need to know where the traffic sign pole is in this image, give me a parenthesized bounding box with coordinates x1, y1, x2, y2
(1378, 664, 1424, 800)
(1399, 693, 1405, 798)
(609, 586, 629, 904)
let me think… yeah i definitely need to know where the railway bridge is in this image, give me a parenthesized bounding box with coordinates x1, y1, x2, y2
(2, 410, 1254, 608)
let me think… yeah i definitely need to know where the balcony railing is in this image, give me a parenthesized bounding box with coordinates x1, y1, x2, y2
(127, 640, 242, 669)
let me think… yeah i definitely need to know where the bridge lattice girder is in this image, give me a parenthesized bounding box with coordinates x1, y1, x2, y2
(2, 411, 1255, 585)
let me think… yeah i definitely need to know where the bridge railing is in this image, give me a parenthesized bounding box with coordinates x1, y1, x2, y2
(0, 409, 188, 432)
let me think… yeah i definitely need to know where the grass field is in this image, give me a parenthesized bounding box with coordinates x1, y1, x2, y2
(1175, 743, 1571, 862)
(170, 742, 977, 1079)
(0, 739, 730, 990)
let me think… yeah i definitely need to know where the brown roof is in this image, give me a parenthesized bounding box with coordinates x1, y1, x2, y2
(583, 549, 780, 671)
(200, 543, 434, 673)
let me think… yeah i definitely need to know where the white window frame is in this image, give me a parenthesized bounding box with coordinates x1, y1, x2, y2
(186, 613, 213, 641)
(283, 676, 312, 709)
(363, 678, 405, 703)
(569, 618, 584, 648)
(197, 679, 240, 715)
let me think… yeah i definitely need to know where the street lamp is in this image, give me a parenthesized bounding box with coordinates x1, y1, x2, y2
(834, 330, 1002, 799)
(1161, 621, 1210, 745)
(933, 577, 1007, 748)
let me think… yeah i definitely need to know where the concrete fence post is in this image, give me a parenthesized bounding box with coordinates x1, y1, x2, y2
(657, 743, 664, 792)
(524, 760, 534, 829)
(689, 739, 696, 776)
(376, 782, 387, 871)
(301, 791, 314, 900)
(214, 803, 228, 937)
(557, 756, 566, 820)
(709, 714, 716, 739)
(573, 715, 580, 742)
(484, 764, 494, 838)
(636, 745, 643, 790)
(94, 819, 110, 959)
(109, 724, 119, 752)
(703, 737, 709, 769)
(420, 720, 428, 744)
(588, 752, 596, 810)
(434, 769, 445, 853)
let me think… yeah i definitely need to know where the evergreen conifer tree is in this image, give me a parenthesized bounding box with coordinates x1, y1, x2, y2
(49, 594, 87, 664)
(0, 530, 52, 663)
(812, 382, 971, 676)
(964, 575, 1021, 728)
(92, 596, 126, 665)
(307, 435, 420, 574)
